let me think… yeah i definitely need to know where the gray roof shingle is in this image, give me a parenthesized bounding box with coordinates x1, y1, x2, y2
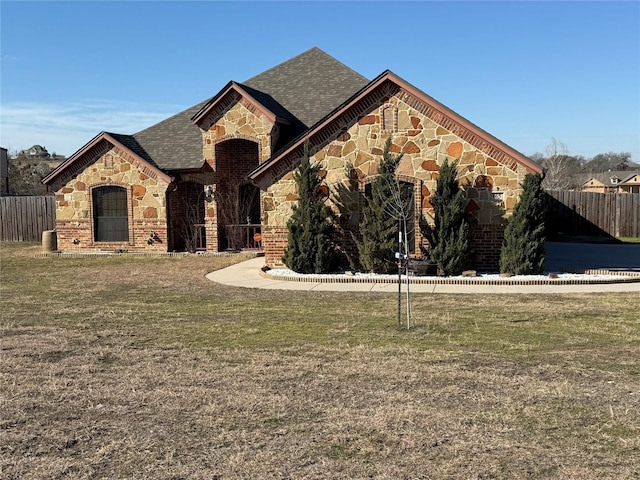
(128, 47, 369, 172)
(132, 100, 209, 171)
(242, 47, 369, 129)
(582, 170, 640, 187)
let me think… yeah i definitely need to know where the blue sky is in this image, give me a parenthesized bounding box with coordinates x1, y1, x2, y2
(1, 1, 639, 161)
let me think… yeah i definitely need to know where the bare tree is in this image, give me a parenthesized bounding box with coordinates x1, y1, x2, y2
(214, 183, 261, 250)
(584, 152, 635, 173)
(8, 156, 52, 195)
(174, 190, 206, 253)
(541, 138, 581, 190)
(381, 174, 415, 330)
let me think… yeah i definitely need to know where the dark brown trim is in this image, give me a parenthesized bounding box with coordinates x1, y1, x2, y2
(249, 71, 542, 183)
(191, 82, 285, 128)
(42, 132, 173, 186)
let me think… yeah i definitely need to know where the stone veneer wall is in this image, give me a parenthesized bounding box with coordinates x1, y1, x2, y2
(201, 99, 275, 165)
(50, 145, 170, 252)
(262, 93, 529, 270)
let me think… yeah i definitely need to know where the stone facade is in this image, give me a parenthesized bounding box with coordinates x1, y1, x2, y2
(260, 90, 529, 269)
(49, 142, 171, 252)
(199, 96, 276, 165)
(45, 58, 540, 271)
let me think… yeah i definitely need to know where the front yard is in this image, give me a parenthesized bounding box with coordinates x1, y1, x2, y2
(1, 243, 638, 479)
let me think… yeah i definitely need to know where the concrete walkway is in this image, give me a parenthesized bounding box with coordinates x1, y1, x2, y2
(206, 242, 640, 294)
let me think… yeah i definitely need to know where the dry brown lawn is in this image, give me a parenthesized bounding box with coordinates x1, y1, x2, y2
(1, 243, 639, 479)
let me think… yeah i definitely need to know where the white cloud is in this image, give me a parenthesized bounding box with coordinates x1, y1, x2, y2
(0, 100, 180, 156)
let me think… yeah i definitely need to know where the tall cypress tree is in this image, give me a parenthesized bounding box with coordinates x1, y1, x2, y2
(283, 141, 336, 274)
(356, 137, 403, 274)
(499, 173, 546, 274)
(427, 159, 473, 275)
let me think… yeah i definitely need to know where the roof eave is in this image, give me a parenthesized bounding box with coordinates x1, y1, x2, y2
(250, 70, 542, 182)
(42, 132, 105, 184)
(42, 132, 173, 185)
(191, 82, 286, 127)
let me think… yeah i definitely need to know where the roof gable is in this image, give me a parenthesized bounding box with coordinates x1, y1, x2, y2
(582, 170, 640, 187)
(250, 70, 542, 184)
(42, 132, 172, 186)
(621, 172, 640, 184)
(191, 81, 290, 130)
(115, 48, 367, 172)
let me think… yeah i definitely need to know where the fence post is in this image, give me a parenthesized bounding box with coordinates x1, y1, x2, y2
(615, 194, 621, 238)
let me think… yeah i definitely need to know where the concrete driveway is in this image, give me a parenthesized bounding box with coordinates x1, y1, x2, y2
(545, 241, 640, 273)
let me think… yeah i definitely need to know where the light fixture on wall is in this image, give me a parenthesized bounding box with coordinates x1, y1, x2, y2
(205, 185, 214, 199)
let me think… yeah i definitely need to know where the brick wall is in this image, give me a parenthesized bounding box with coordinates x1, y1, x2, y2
(262, 226, 288, 266)
(213, 139, 260, 250)
(471, 222, 505, 271)
(216, 140, 260, 195)
(55, 218, 168, 252)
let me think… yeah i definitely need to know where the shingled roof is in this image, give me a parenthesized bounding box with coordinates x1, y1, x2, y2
(241, 47, 369, 129)
(44, 48, 370, 178)
(581, 170, 640, 187)
(132, 100, 209, 171)
(130, 47, 368, 172)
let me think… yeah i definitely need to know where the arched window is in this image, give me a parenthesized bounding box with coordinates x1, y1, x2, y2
(93, 186, 129, 242)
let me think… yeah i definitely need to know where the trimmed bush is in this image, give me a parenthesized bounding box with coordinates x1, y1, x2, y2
(283, 142, 337, 273)
(426, 159, 473, 275)
(356, 138, 403, 274)
(500, 173, 546, 275)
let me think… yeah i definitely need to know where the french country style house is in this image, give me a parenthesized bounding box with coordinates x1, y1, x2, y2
(43, 47, 542, 269)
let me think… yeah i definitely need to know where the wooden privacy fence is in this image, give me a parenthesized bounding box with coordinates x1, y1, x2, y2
(546, 191, 640, 238)
(0, 196, 56, 242)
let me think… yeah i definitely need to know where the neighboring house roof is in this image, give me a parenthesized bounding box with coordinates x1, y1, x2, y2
(623, 173, 640, 184)
(582, 170, 640, 188)
(20, 145, 49, 157)
(250, 70, 542, 183)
